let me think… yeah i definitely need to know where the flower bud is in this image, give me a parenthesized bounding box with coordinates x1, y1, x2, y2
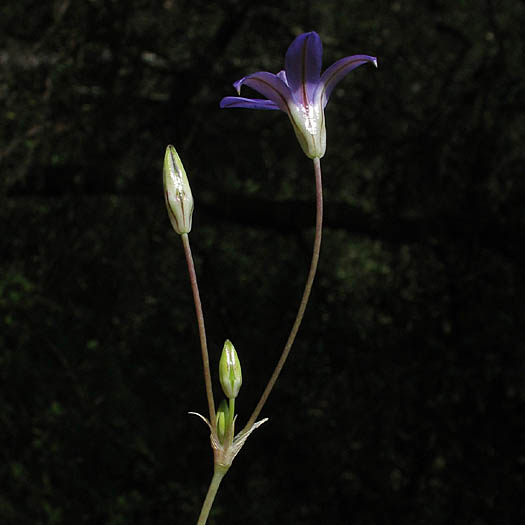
(216, 399, 230, 445)
(219, 340, 242, 400)
(163, 145, 194, 235)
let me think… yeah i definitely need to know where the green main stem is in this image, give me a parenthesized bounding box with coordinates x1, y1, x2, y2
(196, 465, 228, 525)
(181, 232, 216, 430)
(243, 157, 323, 432)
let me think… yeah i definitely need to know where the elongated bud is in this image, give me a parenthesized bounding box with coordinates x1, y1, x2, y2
(219, 340, 242, 400)
(163, 145, 194, 235)
(216, 399, 230, 445)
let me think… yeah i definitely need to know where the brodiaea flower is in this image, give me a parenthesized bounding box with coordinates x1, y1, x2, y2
(220, 31, 377, 159)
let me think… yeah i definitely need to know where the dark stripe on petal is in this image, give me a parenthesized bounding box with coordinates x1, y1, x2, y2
(220, 97, 280, 110)
(318, 54, 377, 108)
(237, 72, 293, 113)
(285, 32, 322, 106)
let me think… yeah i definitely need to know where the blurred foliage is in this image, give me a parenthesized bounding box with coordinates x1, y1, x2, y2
(1, 0, 525, 523)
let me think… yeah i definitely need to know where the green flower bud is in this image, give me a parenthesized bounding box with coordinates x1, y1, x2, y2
(216, 399, 230, 445)
(219, 340, 242, 400)
(163, 145, 194, 235)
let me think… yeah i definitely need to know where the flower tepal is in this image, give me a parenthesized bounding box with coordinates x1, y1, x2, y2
(220, 31, 377, 159)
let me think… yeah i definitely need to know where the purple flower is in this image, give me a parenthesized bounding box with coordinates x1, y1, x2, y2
(220, 31, 377, 159)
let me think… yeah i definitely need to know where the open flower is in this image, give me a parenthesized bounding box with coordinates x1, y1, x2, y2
(220, 31, 377, 159)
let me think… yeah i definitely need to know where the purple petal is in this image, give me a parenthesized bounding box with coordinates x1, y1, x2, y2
(318, 54, 377, 107)
(220, 96, 280, 110)
(233, 71, 292, 113)
(285, 32, 322, 106)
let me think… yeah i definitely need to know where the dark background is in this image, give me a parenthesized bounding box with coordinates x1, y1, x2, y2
(1, 1, 524, 523)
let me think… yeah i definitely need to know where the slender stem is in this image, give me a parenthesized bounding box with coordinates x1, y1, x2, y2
(243, 157, 323, 431)
(196, 465, 228, 525)
(225, 397, 235, 446)
(181, 233, 216, 430)
(229, 398, 235, 429)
